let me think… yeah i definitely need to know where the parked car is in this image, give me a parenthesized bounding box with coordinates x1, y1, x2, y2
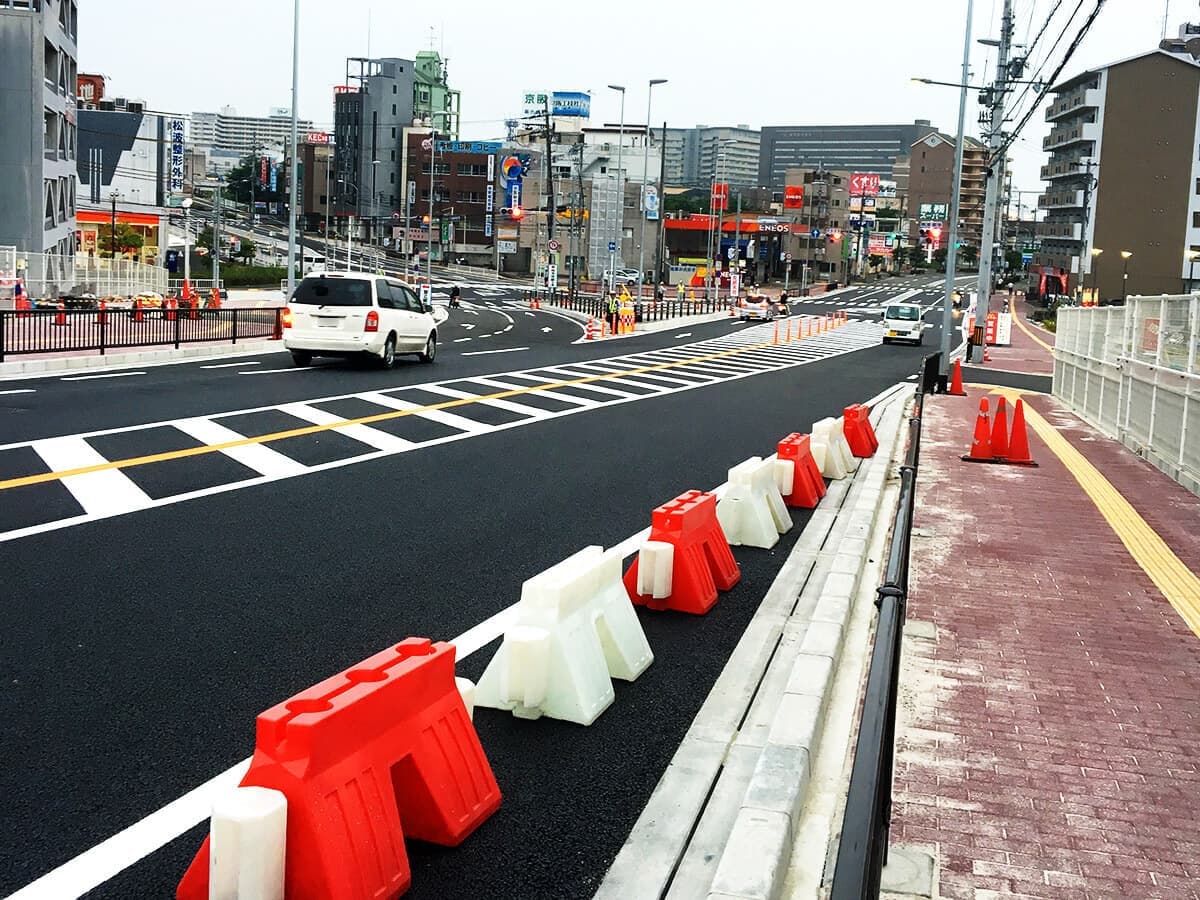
(738, 294, 777, 322)
(283, 272, 438, 368)
(881, 301, 925, 345)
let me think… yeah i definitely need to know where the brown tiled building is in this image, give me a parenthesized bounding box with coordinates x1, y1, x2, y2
(900, 131, 986, 252)
(1036, 43, 1200, 298)
(402, 132, 497, 263)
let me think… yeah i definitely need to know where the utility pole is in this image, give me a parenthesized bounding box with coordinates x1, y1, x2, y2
(544, 96, 556, 241)
(213, 178, 222, 288)
(110, 191, 118, 261)
(973, 0, 1014, 364)
(941, 0, 975, 379)
(654, 120, 667, 286)
(286, 0, 300, 297)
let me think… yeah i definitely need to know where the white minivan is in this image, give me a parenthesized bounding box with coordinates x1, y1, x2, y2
(881, 301, 925, 345)
(283, 272, 438, 368)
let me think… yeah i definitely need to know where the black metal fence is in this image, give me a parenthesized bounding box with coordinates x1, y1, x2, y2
(0, 307, 284, 362)
(523, 290, 735, 321)
(828, 352, 938, 900)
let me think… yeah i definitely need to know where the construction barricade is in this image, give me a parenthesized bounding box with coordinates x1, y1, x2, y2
(475, 546, 654, 726)
(842, 403, 879, 458)
(774, 434, 827, 509)
(811, 417, 855, 479)
(716, 457, 793, 549)
(623, 490, 741, 615)
(177, 638, 500, 900)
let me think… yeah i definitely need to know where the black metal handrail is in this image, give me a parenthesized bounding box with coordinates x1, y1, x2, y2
(0, 307, 284, 362)
(829, 352, 937, 900)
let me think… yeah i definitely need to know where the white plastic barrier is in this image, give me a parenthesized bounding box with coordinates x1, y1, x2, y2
(811, 417, 855, 479)
(475, 546, 654, 725)
(209, 786, 287, 900)
(635, 540, 675, 600)
(715, 457, 792, 549)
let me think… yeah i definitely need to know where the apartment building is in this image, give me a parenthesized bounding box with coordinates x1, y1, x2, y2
(902, 131, 987, 251)
(1035, 39, 1200, 298)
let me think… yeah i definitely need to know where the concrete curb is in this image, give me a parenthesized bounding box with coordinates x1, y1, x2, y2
(594, 387, 914, 900)
(0, 341, 284, 381)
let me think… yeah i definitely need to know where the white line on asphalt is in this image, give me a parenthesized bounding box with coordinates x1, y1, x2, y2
(0, 388, 36, 395)
(453, 337, 472, 343)
(503, 324, 513, 332)
(174, 418, 307, 478)
(60, 371, 146, 381)
(200, 361, 258, 370)
(239, 367, 309, 375)
(460, 347, 529, 356)
(31, 436, 153, 517)
(674, 333, 692, 338)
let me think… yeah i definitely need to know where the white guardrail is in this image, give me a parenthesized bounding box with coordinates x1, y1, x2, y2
(1053, 295, 1200, 495)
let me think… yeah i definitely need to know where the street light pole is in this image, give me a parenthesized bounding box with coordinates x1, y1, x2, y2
(1121, 250, 1132, 302)
(637, 78, 666, 298)
(285, 0, 300, 299)
(607, 84, 625, 294)
(182, 197, 192, 287)
(1187, 249, 1199, 293)
(371, 159, 380, 254)
(324, 153, 332, 268)
(1089, 247, 1103, 303)
(938, 0, 974, 380)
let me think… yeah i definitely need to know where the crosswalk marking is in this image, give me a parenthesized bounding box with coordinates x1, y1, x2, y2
(416, 384, 554, 419)
(30, 436, 153, 517)
(175, 418, 308, 477)
(276, 402, 414, 452)
(358, 391, 492, 434)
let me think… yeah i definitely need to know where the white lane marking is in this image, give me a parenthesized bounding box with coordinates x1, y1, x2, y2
(240, 367, 309, 375)
(460, 323, 476, 331)
(276, 402, 413, 452)
(174, 418, 307, 477)
(200, 362, 258, 370)
(60, 371, 146, 382)
(524, 311, 536, 317)
(453, 337, 472, 343)
(30, 436, 152, 517)
(503, 324, 513, 332)
(358, 391, 491, 434)
(417, 384, 553, 419)
(0, 388, 36, 395)
(541, 327, 553, 333)
(460, 347, 529, 356)
(674, 333, 691, 338)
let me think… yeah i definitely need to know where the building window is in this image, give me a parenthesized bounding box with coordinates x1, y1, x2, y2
(392, 85, 397, 94)
(390, 172, 395, 184)
(1193, 211, 1200, 228)
(391, 127, 396, 138)
(391, 104, 397, 116)
(391, 150, 396, 161)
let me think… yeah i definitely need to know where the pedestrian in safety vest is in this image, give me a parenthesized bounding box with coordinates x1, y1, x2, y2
(607, 292, 619, 333)
(677, 281, 685, 302)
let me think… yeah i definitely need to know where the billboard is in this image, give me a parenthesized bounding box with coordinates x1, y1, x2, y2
(522, 91, 592, 117)
(168, 118, 185, 193)
(500, 153, 532, 209)
(435, 140, 502, 155)
(868, 234, 893, 257)
(849, 173, 880, 196)
(711, 182, 729, 212)
(305, 131, 332, 145)
(783, 185, 805, 209)
(77, 73, 105, 104)
(644, 185, 659, 221)
(919, 202, 949, 221)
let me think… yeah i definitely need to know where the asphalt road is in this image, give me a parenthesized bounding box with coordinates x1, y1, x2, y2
(0, 278, 940, 898)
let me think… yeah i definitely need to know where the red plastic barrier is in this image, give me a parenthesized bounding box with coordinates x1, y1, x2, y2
(842, 404, 879, 458)
(776, 433, 827, 508)
(177, 637, 501, 900)
(623, 490, 741, 615)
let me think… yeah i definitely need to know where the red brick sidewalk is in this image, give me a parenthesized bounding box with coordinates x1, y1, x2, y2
(894, 393, 1200, 900)
(970, 294, 1055, 375)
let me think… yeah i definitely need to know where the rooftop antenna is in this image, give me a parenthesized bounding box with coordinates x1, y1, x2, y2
(367, 7, 371, 59)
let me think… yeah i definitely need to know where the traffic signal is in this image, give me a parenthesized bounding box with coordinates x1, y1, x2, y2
(510, 204, 524, 221)
(829, 229, 842, 242)
(422, 214, 431, 225)
(931, 227, 942, 242)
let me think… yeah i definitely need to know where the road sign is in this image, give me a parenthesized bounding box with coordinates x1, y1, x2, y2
(608, 241, 617, 252)
(548, 239, 561, 251)
(418, 284, 432, 305)
(498, 240, 517, 254)
(783, 252, 792, 262)
(727, 246, 737, 260)
(810, 228, 821, 239)
(547, 263, 558, 288)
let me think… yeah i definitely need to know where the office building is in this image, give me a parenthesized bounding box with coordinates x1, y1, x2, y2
(0, 0, 78, 291)
(1035, 37, 1200, 298)
(758, 120, 937, 190)
(188, 106, 314, 157)
(663, 125, 760, 189)
(412, 51, 460, 137)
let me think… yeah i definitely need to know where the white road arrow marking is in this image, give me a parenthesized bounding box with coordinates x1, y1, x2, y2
(461, 323, 475, 330)
(541, 326, 553, 333)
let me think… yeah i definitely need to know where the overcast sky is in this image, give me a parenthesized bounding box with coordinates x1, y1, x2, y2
(81, 0, 1181, 205)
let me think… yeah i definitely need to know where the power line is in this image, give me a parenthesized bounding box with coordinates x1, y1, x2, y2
(993, 0, 1107, 164)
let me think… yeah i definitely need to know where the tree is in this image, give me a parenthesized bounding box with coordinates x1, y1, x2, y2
(868, 254, 885, 270)
(893, 246, 911, 268)
(961, 244, 979, 266)
(196, 225, 214, 252)
(235, 238, 257, 265)
(932, 247, 949, 271)
(1004, 248, 1025, 273)
(663, 191, 710, 215)
(97, 222, 145, 256)
(224, 152, 288, 208)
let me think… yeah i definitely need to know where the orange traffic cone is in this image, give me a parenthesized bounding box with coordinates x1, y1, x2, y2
(586, 317, 597, 341)
(209, 287, 221, 309)
(773, 320, 779, 344)
(53, 300, 68, 326)
(1003, 398, 1039, 467)
(785, 319, 793, 342)
(961, 398, 995, 462)
(166, 298, 177, 322)
(133, 298, 144, 323)
(990, 396, 1010, 458)
(95, 300, 108, 324)
(948, 358, 967, 396)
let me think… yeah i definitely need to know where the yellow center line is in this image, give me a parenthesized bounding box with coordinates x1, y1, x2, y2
(1, 337, 800, 492)
(1011, 307, 1055, 353)
(984, 386, 1200, 638)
